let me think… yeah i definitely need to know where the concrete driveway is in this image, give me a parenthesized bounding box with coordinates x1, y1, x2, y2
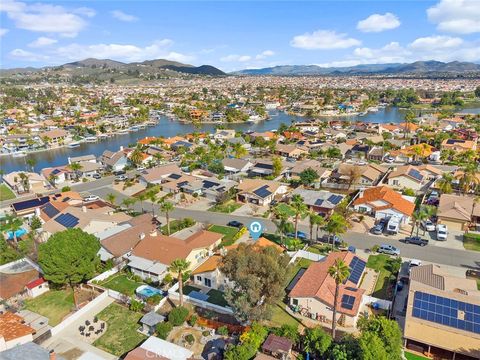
(419, 228, 466, 250)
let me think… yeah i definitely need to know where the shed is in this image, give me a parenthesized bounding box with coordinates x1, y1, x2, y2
(139, 311, 165, 335)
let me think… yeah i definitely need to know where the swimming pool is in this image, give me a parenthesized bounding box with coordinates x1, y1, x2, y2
(136, 285, 163, 298)
(7, 228, 27, 240)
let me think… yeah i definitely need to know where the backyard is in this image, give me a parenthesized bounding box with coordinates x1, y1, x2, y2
(24, 289, 74, 326)
(366, 254, 399, 300)
(183, 285, 229, 308)
(463, 233, 480, 251)
(99, 273, 145, 296)
(405, 351, 429, 360)
(0, 184, 15, 201)
(208, 200, 242, 214)
(208, 225, 239, 247)
(94, 303, 147, 356)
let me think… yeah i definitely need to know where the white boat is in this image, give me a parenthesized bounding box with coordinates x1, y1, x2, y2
(97, 134, 109, 140)
(85, 136, 97, 143)
(247, 115, 263, 123)
(67, 142, 81, 148)
(12, 151, 26, 157)
(129, 126, 140, 132)
(117, 129, 130, 134)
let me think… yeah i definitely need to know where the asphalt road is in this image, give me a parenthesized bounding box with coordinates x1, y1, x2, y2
(89, 186, 480, 270)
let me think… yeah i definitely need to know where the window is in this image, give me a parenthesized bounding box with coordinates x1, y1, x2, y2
(358, 206, 368, 213)
(393, 180, 399, 185)
(292, 299, 298, 306)
(196, 276, 202, 281)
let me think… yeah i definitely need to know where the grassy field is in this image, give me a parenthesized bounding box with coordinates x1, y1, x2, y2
(24, 289, 74, 326)
(100, 274, 145, 296)
(208, 225, 239, 246)
(405, 351, 429, 360)
(0, 184, 15, 201)
(208, 200, 242, 213)
(366, 254, 397, 300)
(463, 233, 480, 251)
(94, 303, 147, 357)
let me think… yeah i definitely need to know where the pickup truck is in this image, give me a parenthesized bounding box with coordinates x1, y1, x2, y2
(404, 236, 428, 247)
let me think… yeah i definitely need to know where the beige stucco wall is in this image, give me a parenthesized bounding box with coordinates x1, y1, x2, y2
(388, 176, 422, 191)
(290, 297, 356, 327)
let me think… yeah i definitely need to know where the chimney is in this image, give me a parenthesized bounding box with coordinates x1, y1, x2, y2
(49, 350, 56, 360)
(119, 145, 124, 151)
(82, 205, 87, 213)
(139, 232, 145, 240)
(150, 229, 157, 237)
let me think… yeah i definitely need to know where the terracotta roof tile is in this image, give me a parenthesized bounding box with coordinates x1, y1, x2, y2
(353, 185, 415, 216)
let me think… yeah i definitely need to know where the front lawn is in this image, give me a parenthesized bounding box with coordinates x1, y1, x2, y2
(275, 203, 296, 217)
(463, 233, 480, 251)
(99, 273, 145, 296)
(366, 254, 398, 300)
(0, 184, 15, 201)
(161, 218, 195, 235)
(206, 289, 229, 307)
(24, 289, 74, 326)
(94, 303, 147, 356)
(208, 200, 242, 214)
(263, 233, 305, 251)
(405, 351, 429, 360)
(306, 244, 330, 255)
(208, 225, 239, 247)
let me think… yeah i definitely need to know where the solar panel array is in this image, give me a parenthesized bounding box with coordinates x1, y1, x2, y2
(347, 256, 366, 284)
(12, 197, 50, 211)
(168, 173, 181, 180)
(255, 163, 273, 170)
(412, 291, 480, 334)
(203, 180, 219, 189)
(43, 203, 60, 218)
(55, 213, 79, 228)
(341, 295, 355, 310)
(314, 199, 324, 206)
(408, 169, 424, 181)
(254, 185, 272, 198)
(327, 194, 343, 205)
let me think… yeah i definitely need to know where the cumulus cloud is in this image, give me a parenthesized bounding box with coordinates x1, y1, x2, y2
(0, 28, 9, 37)
(9, 48, 50, 61)
(290, 30, 360, 50)
(427, 0, 480, 34)
(28, 36, 57, 48)
(357, 13, 401, 32)
(255, 50, 275, 60)
(0, 0, 94, 37)
(409, 35, 463, 51)
(111, 10, 138, 22)
(220, 54, 252, 62)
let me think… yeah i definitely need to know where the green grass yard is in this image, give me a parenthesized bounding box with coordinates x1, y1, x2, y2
(208, 225, 239, 247)
(463, 233, 480, 251)
(405, 351, 429, 360)
(94, 303, 146, 356)
(267, 302, 301, 328)
(24, 289, 74, 326)
(208, 200, 242, 214)
(366, 254, 397, 300)
(99, 274, 145, 296)
(0, 184, 15, 201)
(161, 218, 195, 235)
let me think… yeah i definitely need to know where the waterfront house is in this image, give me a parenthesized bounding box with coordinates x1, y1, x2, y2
(39, 129, 70, 147)
(99, 149, 128, 171)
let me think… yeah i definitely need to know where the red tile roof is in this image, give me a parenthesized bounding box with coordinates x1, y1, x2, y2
(353, 185, 415, 216)
(25, 277, 46, 290)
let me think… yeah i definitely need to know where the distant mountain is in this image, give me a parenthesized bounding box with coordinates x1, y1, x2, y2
(64, 58, 126, 69)
(233, 61, 480, 76)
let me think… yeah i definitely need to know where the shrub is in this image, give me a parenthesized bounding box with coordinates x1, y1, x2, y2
(185, 334, 195, 344)
(163, 273, 173, 285)
(188, 315, 198, 327)
(168, 306, 189, 326)
(403, 188, 415, 196)
(61, 186, 71, 192)
(202, 330, 211, 337)
(156, 322, 173, 340)
(129, 298, 145, 312)
(371, 244, 380, 253)
(146, 294, 163, 305)
(217, 326, 229, 336)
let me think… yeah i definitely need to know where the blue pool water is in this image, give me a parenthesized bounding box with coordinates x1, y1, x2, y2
(136, 285, 162, 298)
(7, 228, 27, 240)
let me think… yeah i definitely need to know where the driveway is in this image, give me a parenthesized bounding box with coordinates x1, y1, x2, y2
(419, 227, 465, 251)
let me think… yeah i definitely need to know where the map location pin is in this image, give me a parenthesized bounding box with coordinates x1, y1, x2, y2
(248, 221, 263, 241)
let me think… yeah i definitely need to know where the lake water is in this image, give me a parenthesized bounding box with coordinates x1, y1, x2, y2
(0, 106, 460, 173)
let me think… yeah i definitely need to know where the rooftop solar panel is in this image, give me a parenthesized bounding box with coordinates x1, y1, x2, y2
(327, 194, 343, 205)
(55, 213, 79, 228)
(12, 197, 50, 211)
(254, 185, 272, 198)
(408, 169, 424, 181)
(203, 180, 219, 189)
(42, 203, 60, 219)
(168, 173, 181, 180)
(341, 295, 355, 310)
(314, 199, 324, 206)
(346, 256, 366, 285)
(412, 291, 480, 334)
(255, 163, 274, 170)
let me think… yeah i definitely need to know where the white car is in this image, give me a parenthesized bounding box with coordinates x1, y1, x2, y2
(409, 259, 422, 273)
(436, 224, 448, 241)
(421, 219, 435, 232)
(83, 195, 99, 202)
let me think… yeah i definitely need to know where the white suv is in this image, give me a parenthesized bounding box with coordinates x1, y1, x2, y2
(436, 224, 448, 241)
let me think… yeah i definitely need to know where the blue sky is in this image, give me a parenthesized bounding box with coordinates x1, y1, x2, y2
(1, 0, 479, 71)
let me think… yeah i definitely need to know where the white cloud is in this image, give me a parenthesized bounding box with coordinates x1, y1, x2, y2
(111, 10, 138, 22)
(0, 28, 9, 37)
(409, 35, 463, 51)
(28, 36, 57, 48)
(9, 48, 50, 61)
(256, 50, 275, 60)
(357, 13, 401, 33)
(220, 54, 252, 62)
(0, 0, 93, 37)
(290, 30, 360, 50)
(427, 0, 480, 34)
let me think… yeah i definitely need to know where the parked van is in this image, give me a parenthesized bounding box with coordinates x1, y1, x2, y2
(386, 217, 400, 235)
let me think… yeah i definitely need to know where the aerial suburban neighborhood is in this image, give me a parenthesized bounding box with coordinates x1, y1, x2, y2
(1, 1, 480, 360)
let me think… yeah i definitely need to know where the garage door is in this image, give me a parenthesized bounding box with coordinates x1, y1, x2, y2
(440, 219, 464, 231)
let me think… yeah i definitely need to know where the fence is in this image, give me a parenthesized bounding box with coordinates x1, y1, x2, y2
(88, 262, 125, 283)
(362, 295, 392, 310)
(168, 283, 233, 315)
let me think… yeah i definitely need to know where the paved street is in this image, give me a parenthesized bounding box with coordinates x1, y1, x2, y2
(89, 186, 480, 270)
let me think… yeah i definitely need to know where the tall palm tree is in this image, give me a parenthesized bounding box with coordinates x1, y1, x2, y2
(68, 162, 83, 181)
(169, 258, 190, 306)
(26, 158, 37, 172)
(272, 207, 290, 247)
(309, 212, 324, 244)
(459, 165, 479, 195)
(412, 209, 429, 236)
(328, 259, 350, 339)
(325, 213, 348, 251)
(290, 194, 307, 239)
(437, 173, 453, 194)
(18, 172, 30, 193)
(130, 149, 144, 167)
(159, 200, 174, 235)
(0, 214, 24, 245)
(138, 193, 147, 213)
(106, 193, 117, 207)
(231, 143, 247, 158)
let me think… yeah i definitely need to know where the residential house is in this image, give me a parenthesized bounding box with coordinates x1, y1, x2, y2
(404, 264, 480, 360)
(25, 278, 49, 298)
(170, 140, 194, 152)
(346, 144, 370, 160)
(129, 230, 222, 281)
(213, 129, 236, 141)
(289, 252, 367, 328)
(192, 255, 229, 290)
(367, 146, 384, 161)
(387, 165, 441, 192)
(0, 312, 35, 351)
(327, 163, 387, 189)
(288, 160, 330, 184)
(41, 167, 72, 185)
(437, 194, 479, 231)
(125, 336, 193, 360)
(179, 176, 237, 200)
(353, 186, 415, 224)
(0, 342, 64, 360)
(258, 334, 293, 360)
(249, 131, 276, 142)
(68, 154, 97, 164)
(99, 149, 128, 171)
(3, 172, 49, 194)
(236, 179, 288, 206)
(139, 312, 165, 336)
(291, 188, 345, 217)
(138, 164, 182, 186)
(40, 129, 70, 146)
(222, 158, 253, 175)
(275, 144, 308, 159)
(441, 139, 477, 152)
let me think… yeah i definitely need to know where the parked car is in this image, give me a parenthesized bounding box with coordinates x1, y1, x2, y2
(286, 231, 307, 240)
(136, 166, 146, 171)
(436, 224, 448, 241)
(83, 195, 99, 202)
(371, 223, 385, 235)
(378, 244, 400, 256)
(384, 156, 395, 163)
(319, 234, 341, 245)
(227, 220, 243, 228)
(421, 219, 435, 232)
(405, 236, 428, 246)
(386, 217, 401, 235)
(113, 170, 126, 176)
(409, 259, 422, 273)
(115, 174, 128, 181)
(92, 173, 101, 180)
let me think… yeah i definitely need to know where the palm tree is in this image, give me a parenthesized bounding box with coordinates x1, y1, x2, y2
(48, 174, 58, 186)
(159, 200, 174, 235)
(68, 162, 83, 181)
(290, 194, 307, 239)
(138, 193, 147, 213)
(26, 158, 36, 172)
(0, 214, 24, 245)
(130, 149, 144, 167)
(325, 213, 348, 251)
(272, 206, 290, 247)
(328, 259, 350, 339)
(106, 193, 117, 207)
(309, 212, 324, 244)
(412, 209, 429, 236)
(437, 173, 454, 194)
(18, 172, 30, 193)
(459, 165, 479, 195)
(232, 143, 247, 158)
(169, 258, 190, 306)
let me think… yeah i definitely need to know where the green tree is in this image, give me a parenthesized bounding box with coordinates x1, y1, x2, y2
(26, 158, 37, 172)
(309, 212, 325, 243)
(30, 215, 42, 231)
(272, 206, 291, 246)
(358, 332, 388, 360)
(106, 193, 116, 207)
(156, 321, 173, 339)
(272, 156, 283, 177)
(303, 326, 332, 357)
(299, 167, 319, 187)
(68, 162, 83, 180)
(290, 194, 307, 239)
(357, 315, 403, 360)
(437, 173, 454, 194)
(38, 228, 100, 308)
(159, 200, 174, 235)
(0, 235, 21, 265)
(325, 213, 348, 250)
(270, 324, 300, 345)
(169, 258, 190, 307)
(220, 244, 290, 322)
(328, 258, 350, 339)
(129, 148, 144, 167)
(168, 306, 189, 325)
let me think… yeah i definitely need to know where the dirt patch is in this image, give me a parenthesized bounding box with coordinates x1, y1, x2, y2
(168, 326, 205, 356)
